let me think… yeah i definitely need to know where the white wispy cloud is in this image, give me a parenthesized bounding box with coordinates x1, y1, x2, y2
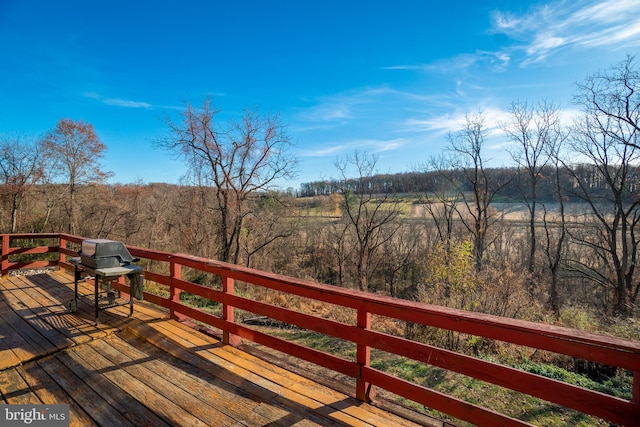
(301, 143, 348, 157)
(415, 105, 581, 134)
(103, 98, 152, 109)
(298, 102, 355, 123)
(296, 86, 446, 128)
(84, 92, 153, 109)
(296, 87, 395, 123)
(490, 0, 640, 66)
(406, 107, 511, 136)
(301, 138, 408, 158)
(386, 51, 510, 76)
(386, 0, 640, 74)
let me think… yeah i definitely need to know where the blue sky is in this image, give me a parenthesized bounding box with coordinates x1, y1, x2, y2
(1, 1, 639, 189)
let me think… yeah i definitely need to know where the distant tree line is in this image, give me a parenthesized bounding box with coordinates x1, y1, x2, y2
(299, 163, 640, 203)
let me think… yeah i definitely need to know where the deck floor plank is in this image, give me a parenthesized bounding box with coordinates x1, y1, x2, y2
(0, 270, 427, 427)
(0, 276, 75, 351)
(16, 362, 97, 427)
(59, 345, 171, 427)
(0, 299, 52, 360)
(106, 332, 283, 426)
(131, 321, 384, 426)
(93, 336, 239, 426)
(117, 329, 324, 426)
(0, 367, 41, 404)
(35, 354, 132, 427)
(69, 340, 210, 427)
(0, 337, 23, 372)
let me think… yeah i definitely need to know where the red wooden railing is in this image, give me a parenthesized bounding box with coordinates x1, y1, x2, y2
(2, 233, 640, 426)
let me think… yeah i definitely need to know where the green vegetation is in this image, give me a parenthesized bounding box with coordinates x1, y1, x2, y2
(178, 292, 221, 314)
(517, 363, 632, 400)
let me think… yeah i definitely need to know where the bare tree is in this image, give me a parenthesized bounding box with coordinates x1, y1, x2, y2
(324, 218, 350, 287)
(0, 135, 44, 232)
(142, 183, 180, 252)
(541, 139, 568, 317)
(422, 154, 459, 254)
(171, 185, 218, 257)
(335, 152, 402, 292)
(448, 112, 511, 271)
(380, 223, 422, 297)
(42, 119, 112, 234)
(562, 56, 640, 316)
(574, 55, 640, 146)
(157, 100, 298, 264)
(76, 184, 145, 240)
(502, 100, 565, 293)
(241, 193, 299, 269)
(565, 59, 640, 315)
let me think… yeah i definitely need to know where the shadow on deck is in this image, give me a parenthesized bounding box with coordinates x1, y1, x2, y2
(0, 270, 431, 427)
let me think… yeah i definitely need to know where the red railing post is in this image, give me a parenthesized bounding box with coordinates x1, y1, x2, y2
(356, 308, 375, 402)
(59, 235, 67, 266)
(222, 275, 241, 346)
(634, 370, 639, 405)
(169, 259, 182, 320)
(1, 234, 9, 277)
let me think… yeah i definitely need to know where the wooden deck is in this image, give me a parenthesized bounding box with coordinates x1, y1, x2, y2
(0, 270, 427, 427)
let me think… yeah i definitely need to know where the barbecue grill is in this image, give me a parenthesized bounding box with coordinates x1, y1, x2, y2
(69, 239, 144, 322)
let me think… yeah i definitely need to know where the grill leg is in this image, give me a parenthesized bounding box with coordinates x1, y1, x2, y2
(70, 266, 79, 313)
(95, 277, 99, 323)
(74, 266, 78, 298)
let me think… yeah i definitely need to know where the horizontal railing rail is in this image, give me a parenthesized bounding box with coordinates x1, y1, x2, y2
(2, 233, 639, 426)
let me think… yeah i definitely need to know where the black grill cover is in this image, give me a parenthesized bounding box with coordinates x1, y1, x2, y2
(79, 239, 138, 269)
